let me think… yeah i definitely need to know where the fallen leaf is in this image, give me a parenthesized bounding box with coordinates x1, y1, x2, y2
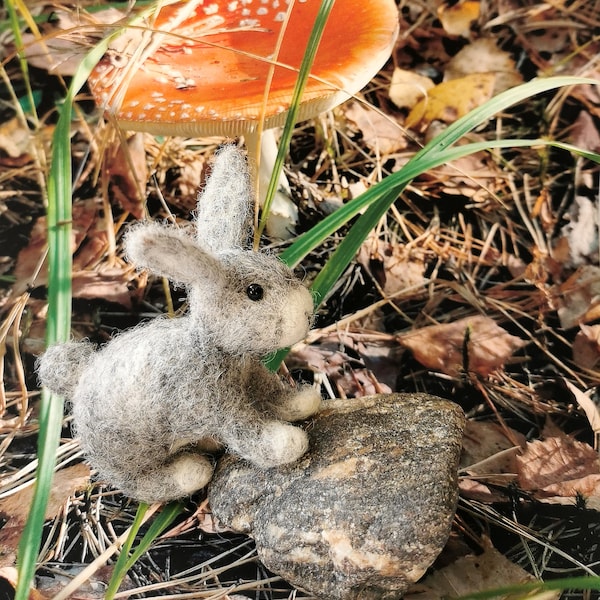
(357, 235, 427, 297)
(406, 73, 496, 131)
(21, 7, 126, 75)
(389, 68, 435, 110)
(569, 110, 600, 153)
(554, 265, 600, 329)
(572, 324, 600, 370)
(437, 1, 480, 37)
(562, 378, 600, 440)
(459, 421, 524, 502)
(444, 38, 523, 94)
(427, 150, 503, 202)
(461, 420, 526, 472)
(0, 117, 32, 159)
(516, 434, 600, 503)
(0, 463, 90, 567)
(344, 102, 407, 154)
(72, 268, 137, 308)
(554, 196, 599, 268)
(0, 566, 47, 599)
(288, 333, 395, 398)
(397, 315, 527, 377)
(405, 538, 559, 600)
(105, 133, 148, 219)
(36, 565, 134, 599)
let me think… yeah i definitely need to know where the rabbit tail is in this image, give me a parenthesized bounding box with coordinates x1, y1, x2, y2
(36, 341, 95, 399)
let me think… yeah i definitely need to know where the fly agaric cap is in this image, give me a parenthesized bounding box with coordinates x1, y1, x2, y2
(87, 0, 399, 136)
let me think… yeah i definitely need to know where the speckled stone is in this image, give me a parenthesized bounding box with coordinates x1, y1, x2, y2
(208, 394, 465, 600)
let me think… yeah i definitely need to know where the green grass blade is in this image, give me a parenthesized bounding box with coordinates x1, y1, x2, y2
(265, 77, 598, 372)
(105, 502, 183, 599)
(310, 137, 600, 304)
(15, 37, 117, 600)
(280, 75, 598, 269)
(258, 0, 336, 239)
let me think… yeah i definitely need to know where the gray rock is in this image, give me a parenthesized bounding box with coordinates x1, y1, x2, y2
(209, 393, 465, 600)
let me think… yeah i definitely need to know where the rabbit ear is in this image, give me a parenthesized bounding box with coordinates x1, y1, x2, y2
(195, 145, 253, 252)
(125, 222, 223, 285)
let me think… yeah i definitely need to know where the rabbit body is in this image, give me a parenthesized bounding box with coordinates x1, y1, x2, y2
(37, 146, 321, 503)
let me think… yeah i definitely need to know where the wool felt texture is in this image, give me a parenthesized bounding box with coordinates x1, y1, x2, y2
(37, 145, 321, 503)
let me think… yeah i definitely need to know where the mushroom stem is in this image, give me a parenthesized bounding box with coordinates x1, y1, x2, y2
(245, 129, 299, 245)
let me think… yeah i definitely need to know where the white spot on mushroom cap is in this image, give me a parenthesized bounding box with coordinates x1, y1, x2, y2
(239, 18, 260, 26)
(227, 1, 238, 10)
(257, 7, 268, 15)
(203, 3, 219, 14)
(274, 11, 285, 20)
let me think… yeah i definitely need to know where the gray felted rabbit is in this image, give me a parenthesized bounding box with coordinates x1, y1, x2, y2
(37, 145, 321, 503)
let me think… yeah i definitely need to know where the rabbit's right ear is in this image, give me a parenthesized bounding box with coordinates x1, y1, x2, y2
(124, 223, 223, 286)
(195, 145, 253, 253)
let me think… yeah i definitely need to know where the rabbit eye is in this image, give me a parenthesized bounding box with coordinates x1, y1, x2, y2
(246, 284, 264, 301)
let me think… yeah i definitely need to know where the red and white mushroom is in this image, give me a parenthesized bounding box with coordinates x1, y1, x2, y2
(88, 0, 399, 237)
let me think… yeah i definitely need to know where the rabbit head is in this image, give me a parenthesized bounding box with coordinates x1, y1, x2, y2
(125, 145, 314, 356)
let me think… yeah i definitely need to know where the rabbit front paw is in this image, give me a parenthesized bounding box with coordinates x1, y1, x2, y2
(275, 386, 322, 421)
(255, 422, 310, 467)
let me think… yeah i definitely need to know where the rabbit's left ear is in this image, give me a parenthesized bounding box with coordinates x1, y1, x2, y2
(195, 145, 253, 253)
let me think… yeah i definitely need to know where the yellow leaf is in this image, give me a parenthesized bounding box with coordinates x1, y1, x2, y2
(389, 68, 435, 110)
(405, 73, 495, 130)
(437, 0, 480, 37)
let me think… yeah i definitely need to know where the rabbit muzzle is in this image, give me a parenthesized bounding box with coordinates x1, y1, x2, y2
(278, 285, 315, 348)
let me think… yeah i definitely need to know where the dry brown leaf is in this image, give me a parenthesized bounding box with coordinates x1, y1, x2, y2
(406, 73, 496, 131)
(389, 68, 435, 110)
(72, 268, 137, 308)
(11, 200, 98, 296)
(428, 150, 503, 202)
(572, 324, 600, 370)
(36, 565, 134, 599)
(0, 566, 48, 599)
(444, 38, 523, 94)
(562, 378, 600, 438)
(554, 196, 599, 268)
(357, 236, 427, 297)
(397, 315, 526, 377)
(0, 117, 32, 160)
(461, 420, 525, 472)
(288, 333, 395, 398)
(21, 7, 125, 75)
(404, 538, 559, 600)
(459, 421, 524, 503)
(105, 133, 148, 219)
(436, 1, 480, 37)
(516, 435, 600, 501)
(344, 102, 406, 154)
(554, 265, 600, 329)
(569, 110, 600, 153)
(0, 463, 90, 567)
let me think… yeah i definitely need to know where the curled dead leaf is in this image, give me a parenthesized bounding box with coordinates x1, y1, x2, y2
(405, 538, 559, 600)
(389, 68, 435, 110)
(397, 315, 526, 377)
(357, 236, 427, 298)
(516, 435, 600, 501)
(554, 265, 600, 329)
(572, 324, 600, 370)
(406, 73, 496, 131)
(344, 102, 406, 154)
(437, 1, 480, 37)
(445, 38, 523, 94)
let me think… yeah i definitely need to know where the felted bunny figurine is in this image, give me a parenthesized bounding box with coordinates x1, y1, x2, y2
(37, 145, 321, 503)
